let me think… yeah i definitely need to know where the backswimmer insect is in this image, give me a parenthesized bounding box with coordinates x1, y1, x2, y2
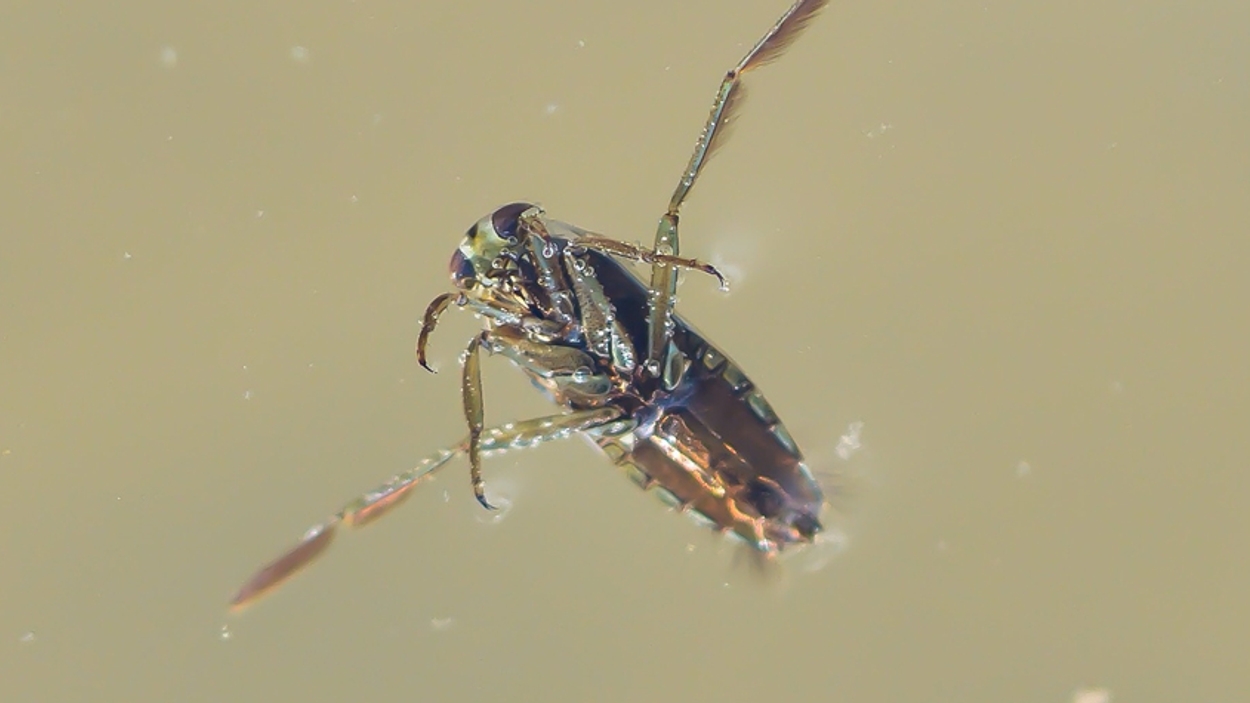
(231, 0, 834, 610)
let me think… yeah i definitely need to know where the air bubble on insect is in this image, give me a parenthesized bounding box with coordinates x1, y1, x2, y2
(541, 242, 557, 258)
(644, 360, 661, 376)
(571, 367, 592, 383)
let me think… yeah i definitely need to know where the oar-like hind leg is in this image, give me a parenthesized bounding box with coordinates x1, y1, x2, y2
(230, 406, 622, 611)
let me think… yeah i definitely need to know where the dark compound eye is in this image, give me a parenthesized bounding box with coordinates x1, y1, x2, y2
(448, 249, 477, 289)
(490, 202, 533, 243)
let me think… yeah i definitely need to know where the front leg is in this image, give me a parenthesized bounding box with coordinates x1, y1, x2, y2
(460, 332, 492, 509)
(461, 326, 620, 509)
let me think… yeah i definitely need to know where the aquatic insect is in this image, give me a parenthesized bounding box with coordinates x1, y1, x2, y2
(231, 0, 832, 610)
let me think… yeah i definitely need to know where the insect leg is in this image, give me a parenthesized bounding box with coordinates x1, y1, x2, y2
(571, 233, 727, 291)
(416, 291, 458, 373)
(461, 333, 491, 509)
(229, 443, 462, 611)
(666, 0, 830, 216)
(555, 249, 641, 375)
(478, 406, 623, 454)
(482, 325, 617, 403)
(229, 406, 623, 611)
(643, 214, 682, 380)
(644, 0, 830, 376)
(463, 325, 621, 508)
(516, 207, 579, 329)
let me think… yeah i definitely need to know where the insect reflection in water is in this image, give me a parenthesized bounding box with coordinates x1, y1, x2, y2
(232, 0, 835, 610)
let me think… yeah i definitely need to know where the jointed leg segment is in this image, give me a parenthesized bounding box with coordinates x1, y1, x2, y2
(643, 0, 830, 375)
(230, 406, 624, 610)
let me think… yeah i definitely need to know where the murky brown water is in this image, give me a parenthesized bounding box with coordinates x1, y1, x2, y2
(3, 1, 1249, 701)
